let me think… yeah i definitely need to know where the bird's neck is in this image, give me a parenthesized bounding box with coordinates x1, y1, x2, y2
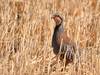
(54, 24, 64, 34)
(52, 24, 64, 53)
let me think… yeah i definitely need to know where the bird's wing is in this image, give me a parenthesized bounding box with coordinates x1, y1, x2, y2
(57, 32, 76, 51)
(57, 32, 70, 45)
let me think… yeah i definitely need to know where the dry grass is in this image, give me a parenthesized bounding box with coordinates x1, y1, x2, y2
(0, 0, 100, 75)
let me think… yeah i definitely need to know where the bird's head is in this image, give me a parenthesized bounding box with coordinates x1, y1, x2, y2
(51, 14, 63, 26)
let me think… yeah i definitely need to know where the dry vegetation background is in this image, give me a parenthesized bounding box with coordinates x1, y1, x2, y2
(0, 0, 100, 75)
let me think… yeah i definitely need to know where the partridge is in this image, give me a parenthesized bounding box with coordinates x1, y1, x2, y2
(51, 14, 76, 65)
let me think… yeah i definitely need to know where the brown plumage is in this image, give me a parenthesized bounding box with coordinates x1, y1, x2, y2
(51, 14, 76, 65)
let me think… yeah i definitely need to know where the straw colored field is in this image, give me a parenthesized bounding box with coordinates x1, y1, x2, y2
(0, 0, 100, 75)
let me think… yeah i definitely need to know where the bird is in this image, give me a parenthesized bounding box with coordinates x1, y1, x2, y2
(51, 14, 76, 66)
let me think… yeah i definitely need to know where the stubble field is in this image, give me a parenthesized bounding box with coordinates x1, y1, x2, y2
(0, 0, 100, 75)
